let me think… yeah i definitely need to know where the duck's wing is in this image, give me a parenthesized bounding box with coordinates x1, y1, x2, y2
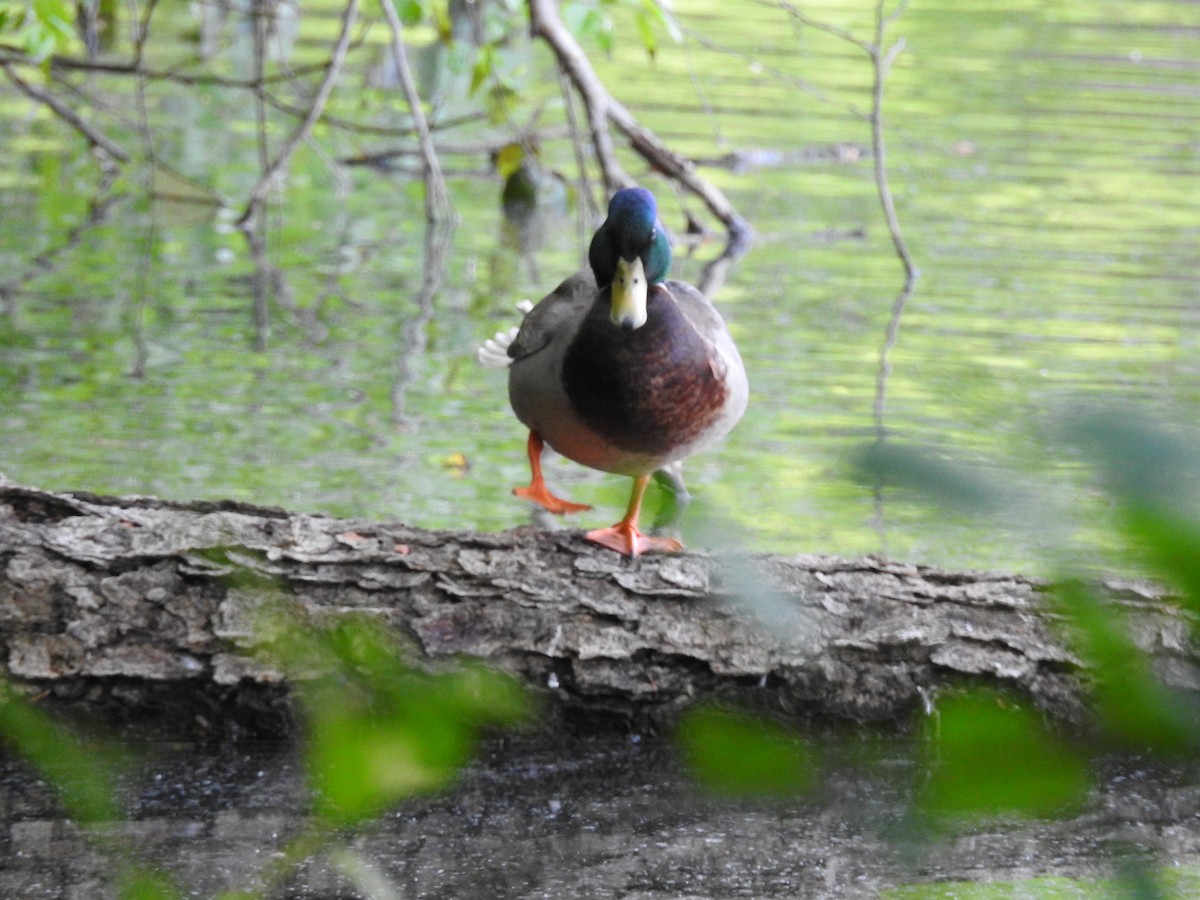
(507, 270, 598, 363)
(662, 279, 745, 375)
(662, 279, 729, 337)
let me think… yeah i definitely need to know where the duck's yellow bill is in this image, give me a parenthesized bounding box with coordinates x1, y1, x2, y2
(610, 256, 648, 330)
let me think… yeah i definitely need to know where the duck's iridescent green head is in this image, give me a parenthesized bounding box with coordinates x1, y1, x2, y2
(588, 187, 672, 330)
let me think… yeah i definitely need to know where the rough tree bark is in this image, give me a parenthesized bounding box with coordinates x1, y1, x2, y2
(0, 482, 1195, 737)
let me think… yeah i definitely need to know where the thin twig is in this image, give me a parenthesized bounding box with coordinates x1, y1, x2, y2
(337, 125, 572, 167)
(864, 0, 919, 544)
(48, 72, 225, 204)
(0, 59, 129, 162)
(757, 0, 873, 53)
(129, 0, 160, 68)
(392, 219, 455, 425)
(266, 96, 484, 139)
(868, 1, 919, 443)
(23, 48, 346, 87)
(236, 0, 359, 230)
(678, 23, 867, 121)
(247, 0, 273, 350)
(377, 0, 453, 223)
(556, 64, 595, 265)
(528, 0, 749, 242)
(0, 172, 125, 313)
(124, 0, 159, 379)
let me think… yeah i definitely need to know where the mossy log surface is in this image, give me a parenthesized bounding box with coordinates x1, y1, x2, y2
(0, 482, 1194, 737)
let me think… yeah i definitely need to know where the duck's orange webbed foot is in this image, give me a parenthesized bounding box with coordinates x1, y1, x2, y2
(515, 430, 592, 515)
(585, 472, 684, 558)
(585, 523, 683, 558)
(514, 481, 592, 515)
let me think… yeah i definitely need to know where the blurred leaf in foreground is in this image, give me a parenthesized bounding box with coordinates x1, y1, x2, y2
(920, 689, 1089, 821)
(1054, 579, 1199, 753)
(857, 439, 1010, 515)
(678, 706, 815, 796)
(1064, 411, 1200, 610)
(272, 613, 530, 826)
(118, 867, 183, 900)
(0, 678, 121, 823)
(861, 417, 1200, 754)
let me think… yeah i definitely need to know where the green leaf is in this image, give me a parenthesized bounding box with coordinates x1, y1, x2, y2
(581, 9, 614, 54)
(1122, 505, 1200, 613)
(678, 706, 814, 796)
(1064, 411, 1200, 613)
(1054, 579, 1199, 752)
(430, 0, 453, 42)
(470, 43, 499, 96)
(284, 615, 528, 825)
(118, 868, 183, 900)
(643, 0, 683, 44)
(634, 9, 658, 59)
(0, 680, 122, 823)
(856, 440, 1007, 513)
(1064, 410, 1199, 509)
(395, 0, 426, 27)
(921, 690, 1088, 820)
(484, 83, 517, 125)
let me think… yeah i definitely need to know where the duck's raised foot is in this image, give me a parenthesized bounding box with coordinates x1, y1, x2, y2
(514, 483, 592, 515)
(585, 524, 684, 558)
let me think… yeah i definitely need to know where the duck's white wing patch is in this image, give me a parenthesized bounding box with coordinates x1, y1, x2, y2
(476, 299, 535, 369)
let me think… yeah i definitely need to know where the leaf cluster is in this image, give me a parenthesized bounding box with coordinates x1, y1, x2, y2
(0, 0, 78, 61)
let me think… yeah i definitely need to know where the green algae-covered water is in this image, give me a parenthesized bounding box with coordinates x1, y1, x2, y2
(2, 1, 1197, 577)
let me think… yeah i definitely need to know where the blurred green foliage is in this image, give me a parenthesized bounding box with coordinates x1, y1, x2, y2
(273, 611, 530, 825)
(0, 0, 78, 60)
(679, 411, 1200, 894)
(884, 867, 1200, 900)
(919, 689, 1088, 820)
(678, 705, 814, 796)
(117, 869, 184, 900)
(0, 678, 121, 822)
(0, 605, 530, 899)
(858, 411, 1200, 758)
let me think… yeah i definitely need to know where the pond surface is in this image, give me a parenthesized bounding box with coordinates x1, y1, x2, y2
(3, 736, 1200, 898)
(2, 0, 1197, 577)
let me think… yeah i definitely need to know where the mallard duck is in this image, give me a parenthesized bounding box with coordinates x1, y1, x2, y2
(480, 187, 748, 557)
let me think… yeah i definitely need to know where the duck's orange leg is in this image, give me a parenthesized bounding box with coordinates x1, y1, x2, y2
(586, 474, 684, 558)
(514, 431, 592, 515)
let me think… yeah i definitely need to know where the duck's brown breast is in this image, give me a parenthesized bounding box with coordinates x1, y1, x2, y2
(561, 288, 729, 456)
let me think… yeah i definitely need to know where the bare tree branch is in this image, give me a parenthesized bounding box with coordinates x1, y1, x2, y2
(680, 20, 867, 120)
(235, 0, 360, 231)
(557, 64, 596, 262)
(867, 2, 919, 445)
(751, 0, 919, 540)
(0, 59, 129, 162)
(0, 173, 124, 314)
(377, 0, 453, 223)
(757, 0, 872, 53)
(527, 0, 749, 241)
(392, 220, 455, 425)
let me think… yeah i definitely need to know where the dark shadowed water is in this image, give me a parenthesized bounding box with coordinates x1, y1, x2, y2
(3, 736, 1200, 898)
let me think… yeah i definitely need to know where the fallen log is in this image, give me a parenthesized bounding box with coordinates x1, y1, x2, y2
(0, 481, 1194, 737)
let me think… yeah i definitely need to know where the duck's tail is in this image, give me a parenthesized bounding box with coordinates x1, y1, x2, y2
(476, 299, 534, 369)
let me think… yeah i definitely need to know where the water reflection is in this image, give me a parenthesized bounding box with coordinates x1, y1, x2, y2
(2, 737, 1198, 897)
(0, 1, 1197, 576)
